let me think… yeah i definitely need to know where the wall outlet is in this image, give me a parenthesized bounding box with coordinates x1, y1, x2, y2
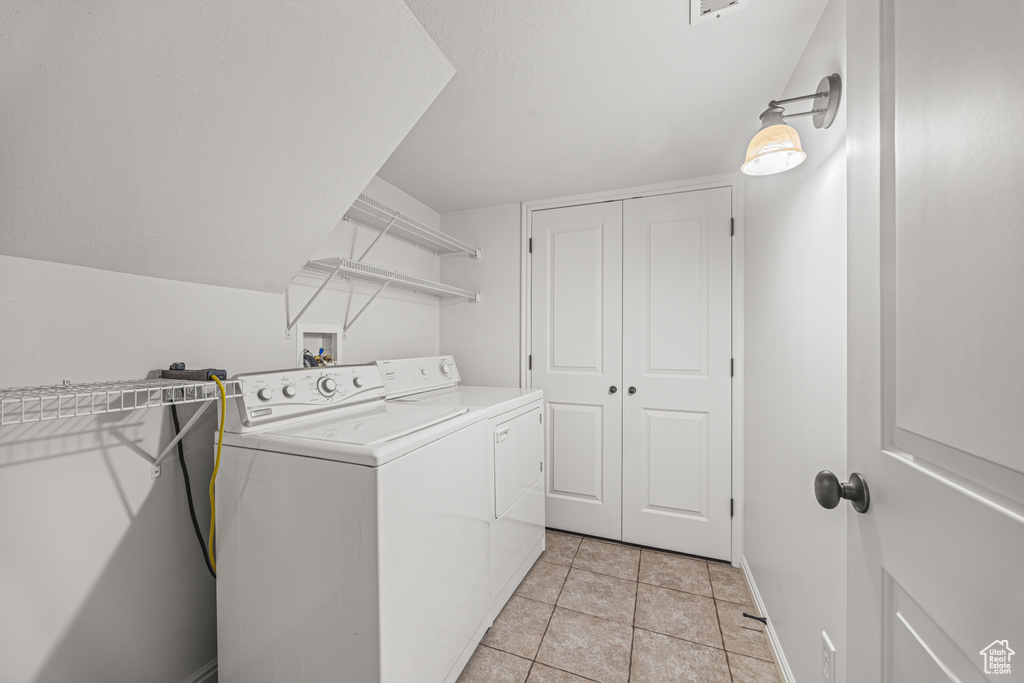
(822, 631, 837, 683)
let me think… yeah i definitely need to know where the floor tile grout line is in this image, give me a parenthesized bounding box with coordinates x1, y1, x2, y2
(545, 526, 730, 565)
(714, 595, 736, 683)
(629, 576, 639, 682)
(638, 577, 719, 602)
(527, 559, 568, 677)
(636, 578, 713, 600)
(630, 624, 732, 655)
(535, 660, 604, 683)
(568, 565, 639, 583)
(548, 601, 733, 655)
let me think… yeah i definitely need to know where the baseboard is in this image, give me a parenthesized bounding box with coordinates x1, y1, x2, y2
(182, 657, 217, 683)
(740, 555, 796, 683)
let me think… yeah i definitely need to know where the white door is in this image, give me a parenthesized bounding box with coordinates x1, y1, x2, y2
(531, 201, 623, 538)
(621, 188, 732, 560)
(847, 1, 1024, 681)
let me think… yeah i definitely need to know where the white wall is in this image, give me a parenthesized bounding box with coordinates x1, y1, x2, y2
(742, 0, 848, 680)
(0, 178, 442, 683)
(0, 0, 453, 293)
(439, 204, 522, 387)
(291, 176, 443, 364)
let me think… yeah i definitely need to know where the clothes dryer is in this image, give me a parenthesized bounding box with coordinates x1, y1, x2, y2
(376, 356, 546, 620)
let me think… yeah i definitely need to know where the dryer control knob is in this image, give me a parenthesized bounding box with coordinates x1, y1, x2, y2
(420, 368, 429, 376)
(257, 387, 274, 402)
(353, 377, 364, 388)
(318, 377, 337, 396)
(440, 362, 455, 376)
(282, 385, 297, 398)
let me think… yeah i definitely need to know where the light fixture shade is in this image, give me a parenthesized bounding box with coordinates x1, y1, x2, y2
(741, 124, 807, 176)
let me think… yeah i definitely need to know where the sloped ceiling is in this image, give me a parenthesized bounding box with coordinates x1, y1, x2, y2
(379, 0, 830, 212)
(0, 0, 454, 292)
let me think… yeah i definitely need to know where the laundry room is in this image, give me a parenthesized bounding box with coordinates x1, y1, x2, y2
(2, 2, 1022, 683)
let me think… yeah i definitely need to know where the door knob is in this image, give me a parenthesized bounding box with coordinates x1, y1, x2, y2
(609, 386, 618, 394)
(814, 470, 870, 513)
(627, 386, 637, 395)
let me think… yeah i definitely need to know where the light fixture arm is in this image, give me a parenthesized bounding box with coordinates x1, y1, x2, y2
(770, 92, 826, 107)
(758, 73, 842, 130)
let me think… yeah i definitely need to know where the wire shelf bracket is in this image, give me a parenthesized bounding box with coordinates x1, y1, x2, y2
(344, 194, 482, 258)
(288, 257, 480, 336)
(0, 378, 242, 478)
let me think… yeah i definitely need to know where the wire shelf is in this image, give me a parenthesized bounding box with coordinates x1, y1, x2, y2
(0, 378, 242, 427)
(303, 258, 481, 302)
(344, 194, 481, 257)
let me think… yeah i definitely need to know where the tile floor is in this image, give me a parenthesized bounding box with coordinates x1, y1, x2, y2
(457, 530, 780, 683)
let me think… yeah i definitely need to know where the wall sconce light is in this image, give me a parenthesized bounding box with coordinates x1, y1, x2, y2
(741, 73, 842, 176)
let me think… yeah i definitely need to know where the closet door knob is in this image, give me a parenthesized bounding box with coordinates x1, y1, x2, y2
(814, 470, 870, 513)
(627, 386, 637, 395)
(609, 386, 618, 394)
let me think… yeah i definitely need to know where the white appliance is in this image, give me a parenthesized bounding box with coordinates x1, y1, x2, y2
(378, 356, 546, 620)
(216, 363, 492, 683)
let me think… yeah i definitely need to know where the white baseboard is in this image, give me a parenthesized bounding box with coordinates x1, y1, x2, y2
(182, 657, 217, 683)
(740, 555, 796, 683)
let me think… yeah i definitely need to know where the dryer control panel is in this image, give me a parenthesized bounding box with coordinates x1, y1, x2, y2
(376, 356, 460, 398)
(228, 364, 385, 429)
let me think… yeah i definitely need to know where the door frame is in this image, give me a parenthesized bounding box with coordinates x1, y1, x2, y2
(520, 172, 746, 566)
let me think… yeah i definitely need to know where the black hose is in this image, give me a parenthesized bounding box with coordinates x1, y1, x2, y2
(171, 404, 216, 579)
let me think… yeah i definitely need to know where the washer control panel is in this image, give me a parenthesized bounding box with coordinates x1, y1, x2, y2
(376, 356, 460, 398)
(231, 364, 385, 428)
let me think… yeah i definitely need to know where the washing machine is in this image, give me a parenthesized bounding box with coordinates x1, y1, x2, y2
(376, 356, 546, 621)
(216, 363, 492, 683)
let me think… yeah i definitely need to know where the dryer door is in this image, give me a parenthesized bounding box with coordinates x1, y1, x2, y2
(494, 406, 543, 519)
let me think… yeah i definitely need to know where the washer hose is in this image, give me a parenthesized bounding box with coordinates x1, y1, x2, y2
(208, 376, 227, 573)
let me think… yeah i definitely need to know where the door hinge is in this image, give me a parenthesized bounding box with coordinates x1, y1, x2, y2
(528, 354, 533, 371)
(730, 217, 735, 236)
(529, 237, 533, 253)
(730, 358, 734, 377)
(539, 413, 543, 424)
(540, 461, 544, 472)
(730, 498, 735, 517)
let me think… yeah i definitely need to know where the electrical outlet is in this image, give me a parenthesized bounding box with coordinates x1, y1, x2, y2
(822, 631, 837, 683)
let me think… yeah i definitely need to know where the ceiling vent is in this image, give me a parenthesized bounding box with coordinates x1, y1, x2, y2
(691, 0, 744, 25)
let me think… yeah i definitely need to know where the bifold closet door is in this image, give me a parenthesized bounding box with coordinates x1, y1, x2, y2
(621, 188, 733, 560)
(531, 202, 623, 539)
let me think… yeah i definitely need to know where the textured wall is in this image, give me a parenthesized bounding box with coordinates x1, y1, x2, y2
(0, 178, 444, 682)
(439, 203, 522, 387)
(742, 0, 848, 680)
(0, 0, 453, 292)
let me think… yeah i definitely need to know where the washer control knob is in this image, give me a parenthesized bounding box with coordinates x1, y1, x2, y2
(318, 377, 337, 396)
(421, 368, 429, 376)
(353, 376, 364, 388)
(282, 385, 297, 398)
(440, 362, 455, 377)
(257, 387, 274, 402)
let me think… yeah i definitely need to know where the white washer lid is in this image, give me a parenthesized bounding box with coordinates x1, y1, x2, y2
(271, 402, 468, 445)
(395, 386, 543, 416)
(222, 402, 482, 466)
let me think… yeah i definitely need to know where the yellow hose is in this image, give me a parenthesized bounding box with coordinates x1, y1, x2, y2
(209, 376, 226, 573)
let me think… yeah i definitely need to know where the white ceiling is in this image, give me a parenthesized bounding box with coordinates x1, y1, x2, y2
(380, 0, 830, 213)
(0, 0, 453, 292)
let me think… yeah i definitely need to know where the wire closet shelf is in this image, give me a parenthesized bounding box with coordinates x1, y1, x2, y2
(303, 257, 481, 302)
(344, 194, 481, 257)
(0, 378, 242, 427)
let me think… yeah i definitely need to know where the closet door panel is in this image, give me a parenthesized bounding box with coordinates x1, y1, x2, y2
(622, 188, 732, 560)
(531, 202, 623, 539)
